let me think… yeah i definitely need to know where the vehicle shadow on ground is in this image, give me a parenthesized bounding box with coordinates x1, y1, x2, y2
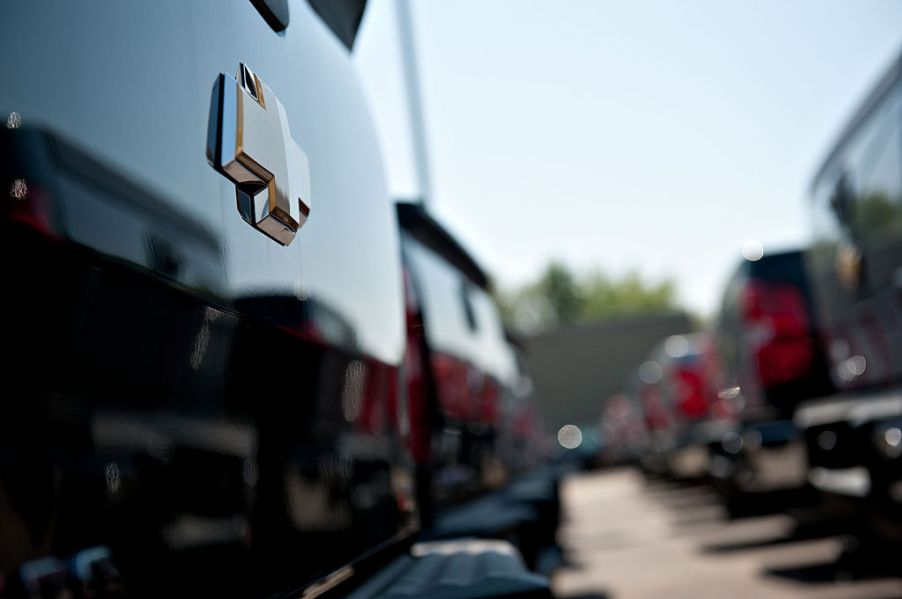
(700, 516, 845, 555)
(763, 538, 902, 587)
(651, 491, 721, 510)
(644, 477, 821, 529)
(641, 478, 727, 530)
(641, 476, 707, 495)
(763, 559, 902, 587)
(719, 488, 818, 520)
(669, 510, 727, 531)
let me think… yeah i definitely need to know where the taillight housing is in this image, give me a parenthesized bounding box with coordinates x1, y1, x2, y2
(742, 280, 813, 388)
(3, 181, 56, 237)
(401, 268, 432, 465)
(673, 367, 708, 420)
(640, 384, 669, 431)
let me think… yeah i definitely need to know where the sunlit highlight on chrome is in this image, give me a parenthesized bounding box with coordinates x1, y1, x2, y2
(837, 355, 867, 382)
(881, 427, 902, 458)
(718, 386, 741, 400)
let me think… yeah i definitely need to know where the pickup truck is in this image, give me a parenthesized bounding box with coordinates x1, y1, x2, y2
(631, 333, 722, 479)
(397, 202, 557, 570)
(0, 2, 553, 597)
(795, 50, 902, 548)
(709, 249, 834, 509)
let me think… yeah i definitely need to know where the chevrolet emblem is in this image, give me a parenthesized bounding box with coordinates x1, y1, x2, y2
(207, 63, 310, 245)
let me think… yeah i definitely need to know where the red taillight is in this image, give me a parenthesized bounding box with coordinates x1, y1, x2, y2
(401, 268, 432, 465)
(640, 384, 669, 430)
(514, 401, 536, 440)
(3, 182, 56, 237)
(430, 353, 471, 420)
(673, 367, 708, 419)
(477, 379, 500, 426)
(742, 281, 813, 387)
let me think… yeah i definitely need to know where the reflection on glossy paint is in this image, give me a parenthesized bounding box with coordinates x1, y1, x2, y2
(163, 515, 249, 550)
(6, 111, 20, 129)
(317, 453, 353, 481)
(286, 457, 355, 529)
(191, 307, 222, 371)
(104, 462, 121, 496)
(0, 4, 410, 591)
(9, 178, 26, 199)
(242, 458, 259, 489)
(342, 360, 367, 422)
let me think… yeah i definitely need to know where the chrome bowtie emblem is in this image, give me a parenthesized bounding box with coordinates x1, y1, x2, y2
(207, 64, 310, 245)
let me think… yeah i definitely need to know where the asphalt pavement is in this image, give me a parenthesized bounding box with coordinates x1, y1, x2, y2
(552, 468, 902, 599)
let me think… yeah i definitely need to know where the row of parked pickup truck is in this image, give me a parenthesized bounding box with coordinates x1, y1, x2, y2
(606, 50, 902, 558)
(0, 2, 562, 597)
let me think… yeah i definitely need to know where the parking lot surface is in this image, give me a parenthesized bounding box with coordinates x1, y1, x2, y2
(553, 469, 902, 599)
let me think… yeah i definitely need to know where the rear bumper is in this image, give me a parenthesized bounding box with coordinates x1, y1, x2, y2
(796, 389, 902, 476)
(808, 466, 870, 497)
(667, 443, 710, 479)
(796, 389, 902, 535)
(649, 421, 728, 479)
(707, 420, 806, 493)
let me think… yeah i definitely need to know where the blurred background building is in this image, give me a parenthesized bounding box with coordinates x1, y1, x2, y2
(525, 312, 692, 436)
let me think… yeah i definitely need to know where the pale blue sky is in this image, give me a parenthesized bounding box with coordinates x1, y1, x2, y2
(354, 0, 902, 316)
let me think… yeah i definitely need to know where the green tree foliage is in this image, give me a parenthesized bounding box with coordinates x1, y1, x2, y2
(497, 260, 678, 331)
(853, 192, 902, 241)
(540, 261, 584, 324)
